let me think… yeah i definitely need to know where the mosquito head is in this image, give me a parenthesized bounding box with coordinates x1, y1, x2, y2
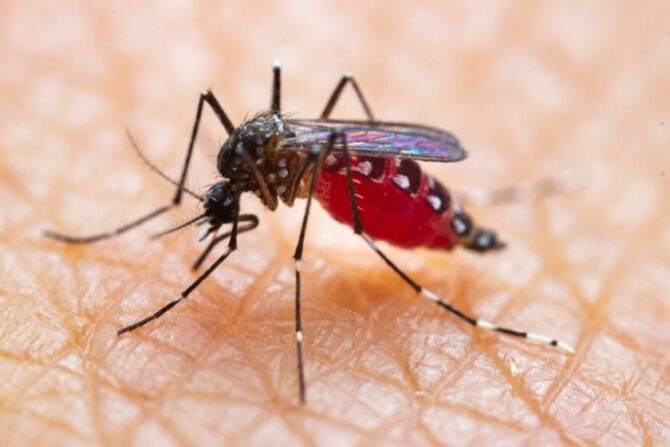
(203, 180, 237, 226)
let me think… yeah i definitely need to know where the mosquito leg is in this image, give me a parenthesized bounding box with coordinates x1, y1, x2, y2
(44, 204, 175, 244)
(45, 90, 235, 243)
(320, 72, 374, 121)
(238, 149, 279, 210)
(173, 90, 234, 204)
(335, 132, 575, 354)
(192, 214, 259, 271)
(290, 140, 331, 404)
(283, 156, 313, 206)
(271, 60, 281, 114)
(117, 201, 241, 335)
(117, 244, 235, 334)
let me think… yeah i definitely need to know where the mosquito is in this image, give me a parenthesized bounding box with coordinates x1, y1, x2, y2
(45, 61, 575, 404)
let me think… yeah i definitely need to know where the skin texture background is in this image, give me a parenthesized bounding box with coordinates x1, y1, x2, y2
(1, 1, 669, 446)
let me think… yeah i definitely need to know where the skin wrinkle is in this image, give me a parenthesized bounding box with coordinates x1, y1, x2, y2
(307, 286, 412, 390)
(147, 327, 234, 445)
(541, 270, 627, 412)
(84, 354, 109, 446)
(233, 269, 307, 403)
(14, 252, 74, 331)
(213, 261, 308, 402)
(434, 271, 576, 440)
(483, 344, 574, 443)
(2, 1, 670, 446)
(233, 252, 287, 322)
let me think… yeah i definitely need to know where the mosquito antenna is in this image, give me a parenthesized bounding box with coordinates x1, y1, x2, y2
(125, 129, 204, 201)
(150, 212, 207, 240)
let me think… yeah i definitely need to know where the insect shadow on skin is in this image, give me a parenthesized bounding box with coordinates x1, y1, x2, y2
(44, 60, 575, 405)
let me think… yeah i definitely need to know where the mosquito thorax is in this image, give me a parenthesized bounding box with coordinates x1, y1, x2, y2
(216, 112, 303, 207)
(217, 112, 280, 179)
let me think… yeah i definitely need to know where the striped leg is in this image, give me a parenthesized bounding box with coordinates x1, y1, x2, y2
(191, 214, 259, 271)
(291, 138, 332, 404)
(335, 132, 575, 354)
(45, 90, 235, 243)
(117, 202, 241, 335)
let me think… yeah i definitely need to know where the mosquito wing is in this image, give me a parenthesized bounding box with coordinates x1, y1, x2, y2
(280, 119, 468, 162)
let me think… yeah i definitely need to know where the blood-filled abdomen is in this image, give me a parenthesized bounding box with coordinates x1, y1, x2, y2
(314, 155, 505, 252)
(314, 155, 451, 249)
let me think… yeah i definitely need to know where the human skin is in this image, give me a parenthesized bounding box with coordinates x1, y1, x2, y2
(1, 1, 669, 446)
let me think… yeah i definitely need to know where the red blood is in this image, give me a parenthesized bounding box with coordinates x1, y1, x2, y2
(314, 156, 459, 250)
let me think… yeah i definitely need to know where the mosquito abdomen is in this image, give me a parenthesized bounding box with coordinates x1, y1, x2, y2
(314, 154, 504, 252)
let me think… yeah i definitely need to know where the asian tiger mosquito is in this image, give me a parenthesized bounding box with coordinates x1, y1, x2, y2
(45, 61, 575, 404)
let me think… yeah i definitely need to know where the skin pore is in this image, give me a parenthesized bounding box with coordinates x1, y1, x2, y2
(1, 2, 669, 446)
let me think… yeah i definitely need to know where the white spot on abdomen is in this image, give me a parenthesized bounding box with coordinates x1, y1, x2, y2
(393, 174, 410, 190)
(427, 195, 442, 211)
(355, 160, 372, 176)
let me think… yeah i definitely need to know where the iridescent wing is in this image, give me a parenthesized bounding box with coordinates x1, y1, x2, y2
(280, 119, 468, 162)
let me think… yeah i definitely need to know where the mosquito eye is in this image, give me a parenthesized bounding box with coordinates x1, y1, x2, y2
(207, 182, 231, 203)
(208, 186, 221, 200)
